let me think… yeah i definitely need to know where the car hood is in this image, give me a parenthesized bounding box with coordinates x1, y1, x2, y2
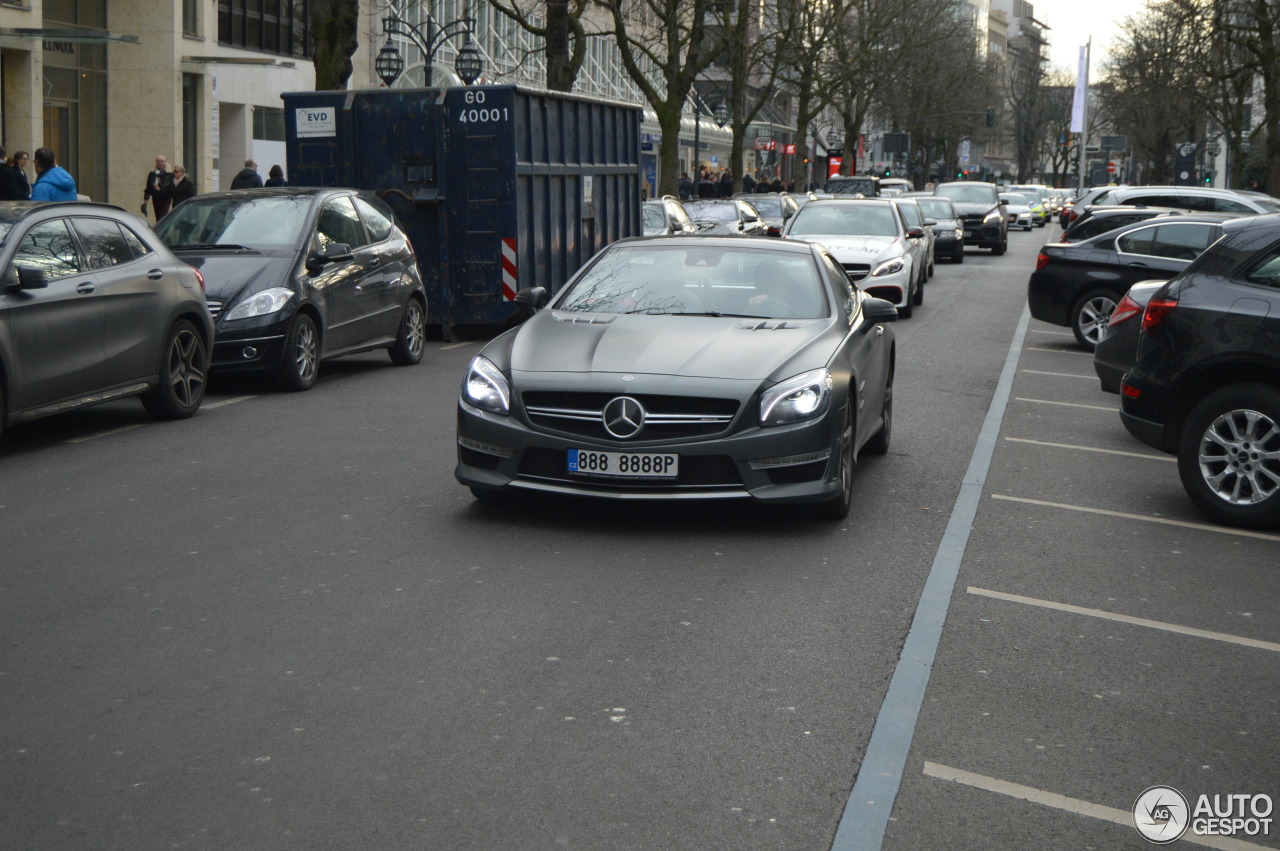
(509, 311, 831, 381)
(789, 233, 901, 261)
(174, 251, 297, 302)
(947, 201, 1000, 216)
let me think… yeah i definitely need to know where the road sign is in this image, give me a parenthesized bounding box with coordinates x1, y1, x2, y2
(1106, 161, 1117, 174)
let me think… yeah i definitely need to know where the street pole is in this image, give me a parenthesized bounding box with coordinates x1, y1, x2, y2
(692, 97, 701, 199)
(1076, 39, 1090, 196)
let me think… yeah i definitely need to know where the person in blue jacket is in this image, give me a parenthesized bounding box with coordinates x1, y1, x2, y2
(30, 147, 78, 201)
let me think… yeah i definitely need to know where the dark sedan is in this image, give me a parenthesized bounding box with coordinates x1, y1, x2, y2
(934, 181, 1008, 254)
(732, 192, 800, 236)
(904, 194, 965, 263)
(683, 199, 769, 236)
(1119, 213, 1280, 529)
(1, 201, 213, 438)
(1027, 214, 1233, 350)
(455, 237, 898, 518)
(155, 188, 428, 391)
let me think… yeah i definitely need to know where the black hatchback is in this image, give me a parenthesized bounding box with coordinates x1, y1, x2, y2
(1120, 213, 1280, 529)
(155, 188, 428, 390)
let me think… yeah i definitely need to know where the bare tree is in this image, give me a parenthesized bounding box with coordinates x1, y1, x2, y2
(312, 0, 361, 89)
(486, 0, 593, 91)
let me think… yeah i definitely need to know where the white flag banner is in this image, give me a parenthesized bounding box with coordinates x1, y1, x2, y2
(1070, 44, 1089, 133)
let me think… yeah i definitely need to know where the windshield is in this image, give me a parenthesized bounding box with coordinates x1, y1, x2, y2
(1000, 193, 1029, 205)
(155, 195, 312, 250)
(556, 244, 828, 319)
(787, 204, 899, 237)
(1253, 196, 1280, 214)
(936, 184, 999, 205)
(684, 202, 738, 224)
(0, 223, 11, 244)
(750, 197, 782, 216)
(642, 205, 666, 230)
(915, 199, 954, 219)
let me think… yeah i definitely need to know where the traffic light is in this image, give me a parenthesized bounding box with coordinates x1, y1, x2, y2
(883, 168, 891, 177)
(986, 108, 996, 128)
(956, 170, 963, 179)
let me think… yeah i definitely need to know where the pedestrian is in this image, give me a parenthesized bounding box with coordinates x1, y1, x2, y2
(0, 146, 23, 200)
(756, 172, 768, 192)
(696, 168, 716, 199)
(9, 151, 32, 199)
(770, 176, 784, 193)
(677, 172, 692, 201)
(30, 147, 77, 201)
(170, 165, 196, 209)
(719, 169, 733, 198)
(742, 171, 755, 194)
(143, 154, 174, 221)
(264, 164, 288, 187)
(230, 158, 263, 189)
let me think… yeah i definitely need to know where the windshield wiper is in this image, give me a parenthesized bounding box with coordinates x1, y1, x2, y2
(170, 243, 259, 252)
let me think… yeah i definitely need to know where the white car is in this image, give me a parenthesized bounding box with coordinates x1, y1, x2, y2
(782, 198, 924, 317)
(1000, 192, 1035, 230)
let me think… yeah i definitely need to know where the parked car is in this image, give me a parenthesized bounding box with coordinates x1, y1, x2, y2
(455, 236, 898, 518)
(904, 194, 965, 263)
(1061, 206, 1185, 243)
(683, 199, 769, 236)
(999, 192, 1036, 230)
(1065, 185, 1280, 227)
(0, 201, 213, 438)
(154, 188, 428, 391)
(825, 175, 879, 196)
(1009, 184, 1051, 225)
(1119, 213, 1280, 529)
(783, 198, 925, 317)
(1092, 279, 1165, 394)
(1027, 214, 1233, 350)
(643, 196, 696, 236)
(891, 196, 935, 278)
(934, 181, 1008, 254)
(732, 192, 800, 237)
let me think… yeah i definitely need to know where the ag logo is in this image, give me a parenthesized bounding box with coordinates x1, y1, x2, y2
(1134, 786, 1190, 844)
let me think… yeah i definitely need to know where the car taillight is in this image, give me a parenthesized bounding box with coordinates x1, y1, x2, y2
(1035, 252, 1050, 271)
(191, 266, 205, 292)
(1108, 294, 1144, 327)
(1141, 298, 1178, 334)
(1066, 209, 1078, 223)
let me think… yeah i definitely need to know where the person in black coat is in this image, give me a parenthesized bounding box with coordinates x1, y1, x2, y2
(230, 159, 263, 189)
(677, 172, 692, 200)
(742, 172, 756, 194)
(0, 146, 27, 200)
(170, 166, 197, 208)
(264, 164, 288, 187)
(719, 170, 733, 197)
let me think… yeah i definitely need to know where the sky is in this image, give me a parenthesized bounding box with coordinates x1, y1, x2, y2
(1038, 0, 1150, 78)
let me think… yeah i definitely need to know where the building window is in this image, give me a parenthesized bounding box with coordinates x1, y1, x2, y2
(183, 0, 200, 36)
(182, 74, 200, 180)
(253, 106, 285, 142)
(217, 0, 310, 58)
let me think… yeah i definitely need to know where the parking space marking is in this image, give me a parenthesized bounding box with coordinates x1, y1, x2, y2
(991, 494, 1280, 542)
(922, 762, 1271, 851)
(1004, 436, 1174, 462)
(441, 342, 476, 350)
(1028, 328, 1074, 337)
(65, 424, 146, 444)
(202, 395, 257, 410)
(1014, 397, 1120, 412)
(1027, 346, 1093, 356)
(1021, 369, 1096, 380)
(831, 307, 1032, 851)
(967, 587, 1280, 653)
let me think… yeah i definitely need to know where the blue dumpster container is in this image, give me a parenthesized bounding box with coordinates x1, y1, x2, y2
(283, 85, 642, 334)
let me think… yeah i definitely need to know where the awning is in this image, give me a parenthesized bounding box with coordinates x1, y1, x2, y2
(1, 27, 138, 44)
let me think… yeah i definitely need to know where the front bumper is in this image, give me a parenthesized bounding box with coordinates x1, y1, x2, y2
(858, 267, 911, 308)
(456, 399, 847, 504)
(961, 218, 1003, 247)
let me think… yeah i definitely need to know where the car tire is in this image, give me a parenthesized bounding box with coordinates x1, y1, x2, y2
(141, 319, 208, 420)
(277, 312, 320, 391)
(388, 296, 426, 366)
(1177, 383, 1280, 529)
(953, 248, 964, 264)
(816, 405, 854, 520)
(899, 286, 914, 318)
(1070, 289, 1117, 351)
(864, 367, 893, 456)
(992, 237, 1007, 256)
(912, 271, 924, 306)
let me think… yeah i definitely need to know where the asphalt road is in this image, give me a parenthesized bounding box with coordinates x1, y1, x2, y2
(1, 224, 1276, 850)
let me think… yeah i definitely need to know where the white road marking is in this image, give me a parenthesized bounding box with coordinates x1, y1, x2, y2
(442, 342, 475, 350)
(1004, 436, 1174, 462)
(65, 424, 145, 443)
(1014, 397, 1119, 412)
(991, 493, 1280, 542)
(923, 762, 1273, 851)
(1027, 346, 1093, 356)
(967, 587, 1280, 653)
(202, 395, 257, 410)
(1028, 328, 1074, 337)
(1021, 369, 1095, 379)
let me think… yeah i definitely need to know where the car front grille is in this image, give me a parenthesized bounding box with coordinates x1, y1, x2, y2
(841, 263, 871, 282)
(521, 392, 739, 441)
(766, 459, 829, 485)
(960, 214, 989, 227)
(518, 448, 742, 487)
(206, 298, 223, 318)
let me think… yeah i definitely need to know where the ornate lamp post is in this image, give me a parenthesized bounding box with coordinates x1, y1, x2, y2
(376, 11, 483, 88)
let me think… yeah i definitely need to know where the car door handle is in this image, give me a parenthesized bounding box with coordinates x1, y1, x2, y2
(147, 268, 165, 280)
(368, 257, 381, 267)
(1127, 262, 1149, 268)
(76, 282, 95, 294)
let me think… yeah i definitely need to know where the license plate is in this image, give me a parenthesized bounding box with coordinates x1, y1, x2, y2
(567, 448, 678, 480)
(964, 230, 974, 238)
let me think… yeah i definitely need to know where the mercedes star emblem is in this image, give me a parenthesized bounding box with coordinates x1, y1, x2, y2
(602, 396, 645, 439)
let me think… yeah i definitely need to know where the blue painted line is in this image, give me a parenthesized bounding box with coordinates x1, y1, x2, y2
(831, 306, 1032, 851)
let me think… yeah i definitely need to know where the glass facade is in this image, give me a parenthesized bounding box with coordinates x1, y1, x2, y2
(42, 0, 108, 201)
(217, 0, 311, 58)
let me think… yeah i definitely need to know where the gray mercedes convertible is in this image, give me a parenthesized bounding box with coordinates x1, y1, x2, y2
(455, 236, 897, 518)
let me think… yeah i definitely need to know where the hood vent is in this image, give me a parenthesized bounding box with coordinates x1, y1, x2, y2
(551, 312, 615, 325)
(739, 320, 800, 331)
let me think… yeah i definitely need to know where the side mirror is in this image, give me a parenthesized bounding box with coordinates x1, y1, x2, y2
(861, 296, 899, 323)
(923, 218, 937, 227)
(513, 286, 549, 311)
(906, 226, 925, 239)
(307, 242, 353, 272)
(998, 198, 1009, 206)
(16, 266, 49, 289)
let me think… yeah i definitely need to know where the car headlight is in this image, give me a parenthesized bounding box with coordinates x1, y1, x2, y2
(224, 287, 294, 321)
(759, 368, 832, 427)
(983, 211, 1004, 224)
(462, 355, 510, 415)
(871, 258, 904, 277)
(953, 228, 964, 239)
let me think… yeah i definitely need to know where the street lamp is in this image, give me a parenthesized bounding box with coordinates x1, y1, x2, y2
(713, 101, 730, 128)
(377, 11, 483, 88)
